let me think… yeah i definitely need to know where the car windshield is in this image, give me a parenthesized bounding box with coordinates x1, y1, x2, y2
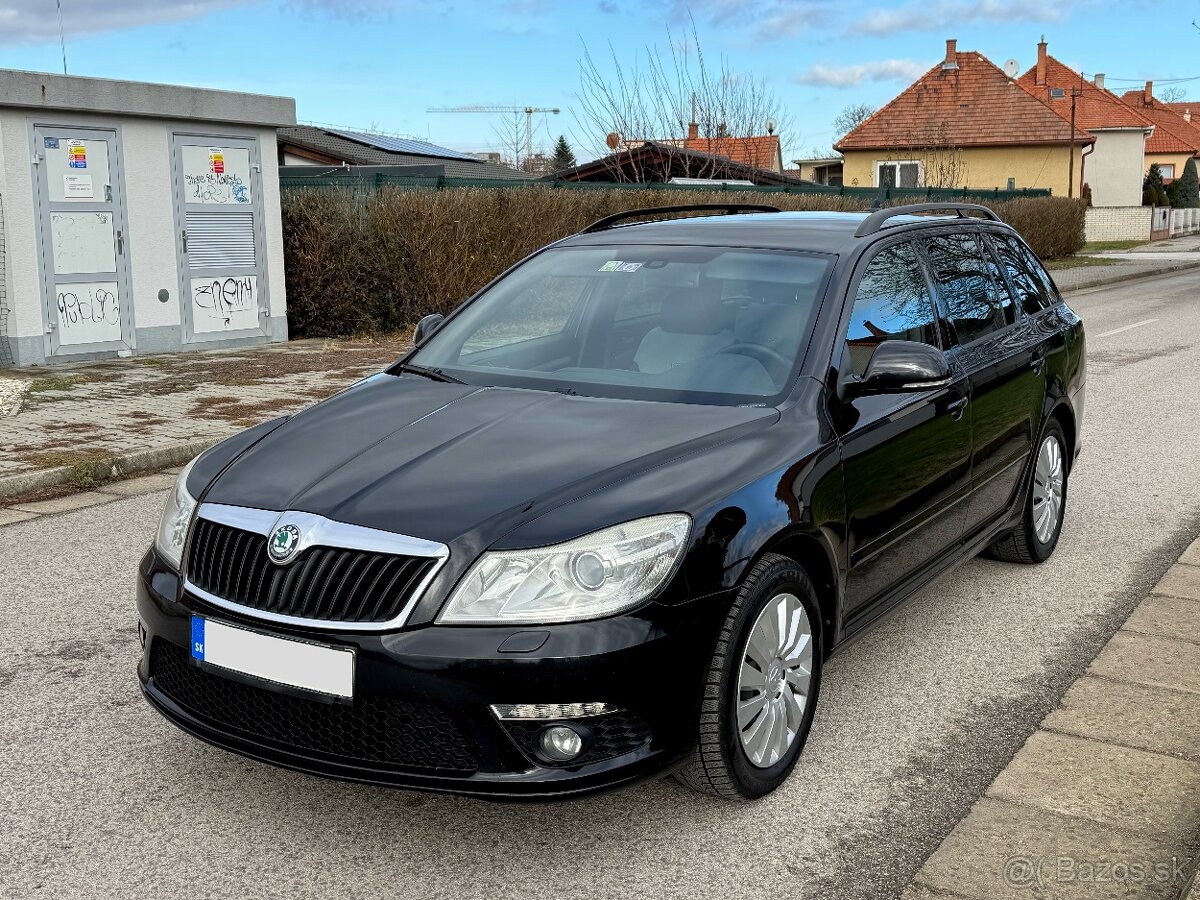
(409, 245, 833, 405)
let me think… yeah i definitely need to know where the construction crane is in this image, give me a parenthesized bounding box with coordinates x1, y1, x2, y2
(426, 105, 560, 166)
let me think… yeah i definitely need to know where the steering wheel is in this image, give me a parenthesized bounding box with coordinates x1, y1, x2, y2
(723, 342, 792, 380)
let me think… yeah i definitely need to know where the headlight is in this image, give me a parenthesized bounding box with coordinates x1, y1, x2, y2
(438, 514, 691, 625)
(154, 458, 199, 569)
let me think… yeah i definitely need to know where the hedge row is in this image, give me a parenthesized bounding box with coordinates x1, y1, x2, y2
(281, 187, 1085, 338)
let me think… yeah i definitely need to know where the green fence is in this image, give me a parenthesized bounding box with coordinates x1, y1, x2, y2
(279, 173, 1051, 203)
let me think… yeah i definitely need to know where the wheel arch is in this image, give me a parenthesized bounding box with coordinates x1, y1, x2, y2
(1047, 400, 1077, 473)
(756, 528, 840, 660)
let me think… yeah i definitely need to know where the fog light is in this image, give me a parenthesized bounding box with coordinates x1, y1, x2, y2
(539, 725, 583, 762)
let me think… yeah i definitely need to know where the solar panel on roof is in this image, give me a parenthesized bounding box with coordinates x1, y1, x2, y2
(329, 129, 479, 162)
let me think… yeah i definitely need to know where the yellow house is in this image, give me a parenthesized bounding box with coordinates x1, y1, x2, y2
(835, 40, 1093, 197)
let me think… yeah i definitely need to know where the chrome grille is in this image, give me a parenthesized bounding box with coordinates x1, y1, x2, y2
(185, 513, 441, 627)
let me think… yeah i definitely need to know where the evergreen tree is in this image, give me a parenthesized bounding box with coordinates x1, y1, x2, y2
(1143, 163, 1168, 206)
(551, 135, 577, 173)
(1177, 157, 1200, 209)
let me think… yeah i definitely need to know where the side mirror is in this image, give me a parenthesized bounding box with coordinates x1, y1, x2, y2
(413, 313, 444, 346)
(841, 340, 950, 399)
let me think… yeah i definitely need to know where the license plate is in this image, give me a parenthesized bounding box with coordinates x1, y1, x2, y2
(190, 616, 354, 699)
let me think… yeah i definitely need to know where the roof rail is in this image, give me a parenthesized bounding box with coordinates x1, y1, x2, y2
(580, 203, 781, 234)
(853, 202, 1002, 238)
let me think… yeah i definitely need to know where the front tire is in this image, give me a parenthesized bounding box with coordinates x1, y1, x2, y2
(674, 553, 822, 800)
(985, 419, 1068, 564)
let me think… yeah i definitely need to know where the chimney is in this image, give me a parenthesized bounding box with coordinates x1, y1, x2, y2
(945, 39, 956, 63)
(1185, 108, 1192, 123)
(1145, 80, 1154, 106)
(687, 121, 699, 141)
(1036, 38, 1047, 85)
(1093, 73, 1105, 90)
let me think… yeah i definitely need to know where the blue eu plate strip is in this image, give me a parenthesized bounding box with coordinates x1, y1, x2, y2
(191, 616, 206, 661)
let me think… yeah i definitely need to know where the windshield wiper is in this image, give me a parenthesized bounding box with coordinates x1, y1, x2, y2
(395, 363, 465, 384)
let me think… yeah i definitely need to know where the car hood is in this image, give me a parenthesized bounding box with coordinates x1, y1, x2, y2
(202, 373, 779, 547)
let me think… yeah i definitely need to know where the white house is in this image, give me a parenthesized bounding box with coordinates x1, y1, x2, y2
(0, 68, 295, 367)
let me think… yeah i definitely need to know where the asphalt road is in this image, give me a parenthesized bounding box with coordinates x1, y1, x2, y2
(4, 269, 1200, 900)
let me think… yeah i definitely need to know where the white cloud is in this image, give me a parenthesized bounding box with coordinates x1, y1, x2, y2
(850, 0, 1065, 35)
(796, 59, 929, 88)
(0, 0, 250, 44)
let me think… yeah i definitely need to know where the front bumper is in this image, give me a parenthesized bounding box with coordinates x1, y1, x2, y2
(136, 549, 725, 799)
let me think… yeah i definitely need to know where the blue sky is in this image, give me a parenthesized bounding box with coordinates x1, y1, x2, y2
(2, 0, 1196, 163)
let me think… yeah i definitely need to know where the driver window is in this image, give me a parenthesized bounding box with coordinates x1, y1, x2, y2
(845, 242, 939, 377)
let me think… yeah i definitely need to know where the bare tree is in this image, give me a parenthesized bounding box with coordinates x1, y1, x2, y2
(876, 121, 968, 189)
(1160, 86, 1189, 103)
(832, 103, 876, 142)
(574, 20, 787, 182)
(490, 111, 529, 171)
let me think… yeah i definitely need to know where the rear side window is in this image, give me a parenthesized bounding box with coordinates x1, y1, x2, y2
(923, 233, 1014, 345)
(1019, 242, 1062, 308)
(844, 241, 939, 377)
(992, 234, 1050, 315)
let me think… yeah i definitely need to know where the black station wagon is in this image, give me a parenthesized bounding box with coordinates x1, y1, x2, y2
(138, 202, 1085, 800)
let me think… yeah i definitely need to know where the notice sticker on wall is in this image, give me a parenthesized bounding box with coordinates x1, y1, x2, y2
(44, 137, 60, 149)
(209, 148, 225, 174)
(62, 174, 94, 199)
(68, 142, 87, 169)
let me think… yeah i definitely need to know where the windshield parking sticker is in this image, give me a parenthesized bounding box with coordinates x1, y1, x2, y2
(599, 261, 643, 272)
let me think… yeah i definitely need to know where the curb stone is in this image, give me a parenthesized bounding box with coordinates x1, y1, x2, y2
(1057, 259, 1200, 295)
(901, 539, 1200, 900)
(0, 437, 221, 504)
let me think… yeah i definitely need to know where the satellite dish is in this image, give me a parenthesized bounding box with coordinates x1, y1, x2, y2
(1003, 59, 1020, 79)
(605, 131, 621, 150)
(765, 117, 778, 135)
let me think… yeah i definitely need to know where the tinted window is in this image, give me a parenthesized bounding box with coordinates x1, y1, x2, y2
(1020, 242, 1062, 309)
(924, 233, 1013, 344)
(845, 242, 939, 377)
(992, 234, 1048, 316)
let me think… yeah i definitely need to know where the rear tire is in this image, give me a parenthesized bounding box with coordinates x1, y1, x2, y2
(985, 419, 1068, 564)
(674, 553, 822, 800)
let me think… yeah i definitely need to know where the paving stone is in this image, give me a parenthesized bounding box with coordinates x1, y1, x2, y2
(1090, 631, 1200, 695)
(0, 508, 39, 526)
(8, 491, 118, 515)
(1152, 565, 1200, 602)
(1125, 595, 1200, 645)
(1043, 675, 1200, 763)
(913, 797, 1191, 900)
(95, 473, 177, 496)
(987, 731, 1200, 842)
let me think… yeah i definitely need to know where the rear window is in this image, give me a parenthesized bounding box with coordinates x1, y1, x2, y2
(923, 233, 1014, 345)
(992, 234, 1055, 315)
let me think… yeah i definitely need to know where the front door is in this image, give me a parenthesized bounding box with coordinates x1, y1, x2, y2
(33, 126, 134, 357)
(170, 134, 270, 342)
(835, 240, 973, 621)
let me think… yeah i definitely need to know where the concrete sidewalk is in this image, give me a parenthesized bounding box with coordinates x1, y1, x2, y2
(0, 335, 409, 501)
(901, 542, 1200, 900)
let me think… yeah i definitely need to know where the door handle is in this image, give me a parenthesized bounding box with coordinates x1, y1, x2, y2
(947, 396, 969, 420)
(116, 230, 124, 255)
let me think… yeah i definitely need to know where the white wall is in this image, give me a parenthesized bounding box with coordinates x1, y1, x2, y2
(1085, 206, 1151, 242)
(1084, 130, 1146, 207)
(0, 108, 286, 362)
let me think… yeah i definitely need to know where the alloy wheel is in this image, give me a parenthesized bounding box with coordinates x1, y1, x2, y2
(1032, 434, 1065, 544)
(736, 592, 814, 768)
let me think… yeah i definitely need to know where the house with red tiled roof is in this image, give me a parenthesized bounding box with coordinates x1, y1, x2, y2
(1017, 41, 1153, 206)
(682, 124, 783, 173)
(835, 40, 1093, 197)
(1119, 84, 1200, 184)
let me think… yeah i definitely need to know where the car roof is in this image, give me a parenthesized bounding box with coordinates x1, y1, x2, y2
(557, 210, 1005, 254)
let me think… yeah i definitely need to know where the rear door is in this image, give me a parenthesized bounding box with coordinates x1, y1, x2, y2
(921, 231, 1046, 537)
(836, 240, 973, 620)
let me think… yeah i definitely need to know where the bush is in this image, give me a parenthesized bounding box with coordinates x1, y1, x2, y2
(281, 186, 1086, 337)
